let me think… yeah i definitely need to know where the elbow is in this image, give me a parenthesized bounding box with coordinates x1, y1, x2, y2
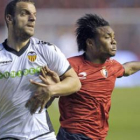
(76, 80, 82, 92)
(124, 68, 134, 76)
(123, 73, 130, 77)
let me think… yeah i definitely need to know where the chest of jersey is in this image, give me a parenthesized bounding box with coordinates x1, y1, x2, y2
(0, 48, 45, 80)
(0, 47, 46, 106)
(76, 62, 117, 99)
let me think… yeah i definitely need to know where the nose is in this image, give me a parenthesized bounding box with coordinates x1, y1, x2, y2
(29, 14, 36, 21)
(111, 38, 117, 45)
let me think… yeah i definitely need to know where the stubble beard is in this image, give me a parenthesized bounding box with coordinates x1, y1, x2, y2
(13, 21, 34, 41)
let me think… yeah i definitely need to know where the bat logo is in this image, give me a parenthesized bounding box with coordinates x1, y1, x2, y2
(27, 51, 37, 62)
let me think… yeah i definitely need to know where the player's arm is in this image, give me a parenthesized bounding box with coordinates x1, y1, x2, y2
(123, 61, 140, 76)
(26, 66, 81, 113)
(51, 68, 80, 96)
(30, 67, 81, 96)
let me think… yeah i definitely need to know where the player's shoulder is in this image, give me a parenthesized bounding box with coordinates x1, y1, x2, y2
(0, 43, 4, 49)
(107, 58, 121, 66)
(31, 37, 52, 46)
(68, 55, 84, 65)
(30, 37, 58, 51)
(0, 42, 5, 53)
(68, 55, 83, 60)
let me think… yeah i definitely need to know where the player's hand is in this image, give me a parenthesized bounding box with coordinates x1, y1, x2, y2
(29, 66, 60, 87)
(26, 66, 60, 114)
(26, 86, 51, 114)
(40, 66, 60, 84)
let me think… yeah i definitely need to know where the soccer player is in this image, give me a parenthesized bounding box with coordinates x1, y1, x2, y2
(33, 14, 140, 140)
(0, 0, 81, 139)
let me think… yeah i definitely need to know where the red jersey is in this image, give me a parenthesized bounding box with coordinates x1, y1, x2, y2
(59, 55, 125, 139)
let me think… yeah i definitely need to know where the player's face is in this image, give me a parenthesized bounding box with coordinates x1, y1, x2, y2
(12, 2, 36, 39)
(94, 26, 117, 59)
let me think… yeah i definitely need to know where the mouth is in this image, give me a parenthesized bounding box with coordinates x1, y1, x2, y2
(111, 49, 117, 51)
(111, 45, 117, 51)
(27, 24, 34, 28)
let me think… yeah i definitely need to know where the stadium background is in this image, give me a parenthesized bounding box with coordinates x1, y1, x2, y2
(0, 0, 140, 139)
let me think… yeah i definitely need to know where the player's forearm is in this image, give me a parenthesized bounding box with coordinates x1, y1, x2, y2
(50, 77, 81, 97)
(123, 61, 140, 76)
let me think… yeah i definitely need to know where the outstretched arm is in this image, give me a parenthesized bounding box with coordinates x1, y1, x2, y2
(123, 61, 140, 76)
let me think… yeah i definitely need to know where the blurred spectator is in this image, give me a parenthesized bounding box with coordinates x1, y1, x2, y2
(0, 0, 9, 27)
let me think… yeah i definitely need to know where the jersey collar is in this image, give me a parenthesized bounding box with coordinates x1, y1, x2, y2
(2, 39, 30, 57)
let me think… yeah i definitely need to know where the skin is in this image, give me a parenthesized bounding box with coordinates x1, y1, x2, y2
(85, 26, 117, 64)
(27, 67, 81, 113)
(26, 66, 60, 113)
(6, 2, 36, 51)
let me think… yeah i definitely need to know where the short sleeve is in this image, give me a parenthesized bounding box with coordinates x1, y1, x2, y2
(43, 44, 70, 76)
(112, 59, 125, 78)
(68, 57, 79, 74)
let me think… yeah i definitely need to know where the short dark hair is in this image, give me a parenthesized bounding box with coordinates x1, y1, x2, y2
(76, 14, 109, 51)
(5, 0, 35, 26)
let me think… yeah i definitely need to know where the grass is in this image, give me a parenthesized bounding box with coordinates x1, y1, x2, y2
(48, 87, 140, 139)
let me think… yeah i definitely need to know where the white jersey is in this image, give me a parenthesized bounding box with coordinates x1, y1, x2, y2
(0, 37, 70, 140)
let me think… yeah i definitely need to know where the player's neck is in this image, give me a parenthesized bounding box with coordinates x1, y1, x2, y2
(7, 36, 30, 52)
(84, 53, 106, 64)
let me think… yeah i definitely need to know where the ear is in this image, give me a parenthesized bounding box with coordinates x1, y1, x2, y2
(86, 38, 95, 48)
(6, 14, 13, 24)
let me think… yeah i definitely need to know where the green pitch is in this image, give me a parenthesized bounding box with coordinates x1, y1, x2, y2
(48, 87, 140, 140)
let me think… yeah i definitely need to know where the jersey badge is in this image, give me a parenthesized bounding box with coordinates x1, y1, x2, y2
(78, 72, 87, 79)
(100, 67, 108, 78)
(27, 51, 37, 62)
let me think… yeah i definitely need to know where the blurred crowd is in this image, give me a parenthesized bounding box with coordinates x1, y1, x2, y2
(1, 0, 140, 26)
(31, 0, 140, 9)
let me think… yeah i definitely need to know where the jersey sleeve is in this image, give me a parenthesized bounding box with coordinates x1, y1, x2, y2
(68, 57, 79, 74)
(112, 59, 125, 78)
(42, 44, 70, 76)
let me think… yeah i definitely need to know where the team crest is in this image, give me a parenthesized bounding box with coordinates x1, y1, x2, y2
(27, 52, 37, 62)
(100, 67, 108, 78)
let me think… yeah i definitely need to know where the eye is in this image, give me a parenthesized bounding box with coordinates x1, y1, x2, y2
(21, 11, 27, 16)
(105, 36, 110, 39)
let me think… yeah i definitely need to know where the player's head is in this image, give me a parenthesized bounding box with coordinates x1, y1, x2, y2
(5, 0, 36, 39)
(76, 14, 110, 52)
(76, 14, 117, 58)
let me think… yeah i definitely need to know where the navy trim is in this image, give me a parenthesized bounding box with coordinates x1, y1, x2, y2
(30, 131, 53, 140)
(60, 65, 71, 77)
(30, 110, 54, 139)
(2, 39, 30, 57)
(0, 138, 19, 140)
(46, 110, 54, 132)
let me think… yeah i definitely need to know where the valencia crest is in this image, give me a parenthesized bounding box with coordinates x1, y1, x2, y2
(27, 51, 37, 62)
